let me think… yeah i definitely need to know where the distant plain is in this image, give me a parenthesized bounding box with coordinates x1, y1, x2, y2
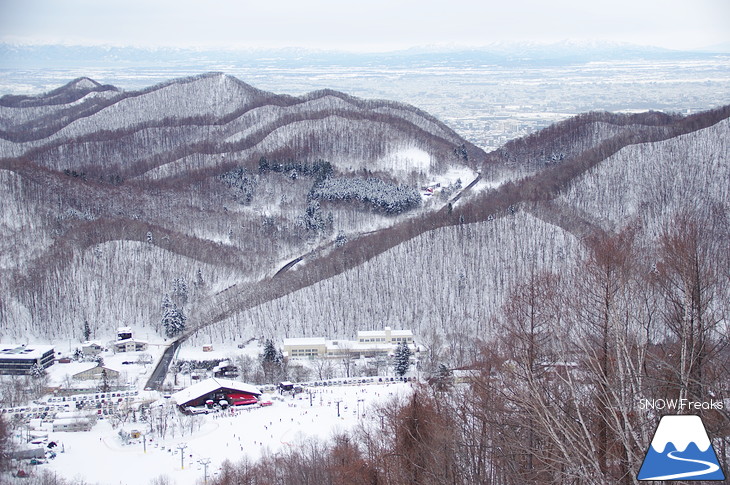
(2, 53, 729, 151)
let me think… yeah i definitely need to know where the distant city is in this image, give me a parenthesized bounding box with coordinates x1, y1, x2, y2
(1, 45, 728, 151)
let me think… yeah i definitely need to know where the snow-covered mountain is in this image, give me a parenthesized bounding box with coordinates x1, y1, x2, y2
(0, 74, 728, 357)
(0, 73, 482, 341)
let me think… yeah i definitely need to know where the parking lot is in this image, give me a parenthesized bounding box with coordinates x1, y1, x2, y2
(1, 390, 140, 423)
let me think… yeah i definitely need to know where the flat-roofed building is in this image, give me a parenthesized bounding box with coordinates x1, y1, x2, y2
(0, 344, 55, 375)
(283, 338, 327, 359)
(357, 327, 414, 346)
(284, 327, 416, 360)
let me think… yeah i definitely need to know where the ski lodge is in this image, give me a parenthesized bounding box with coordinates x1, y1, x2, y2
(171, 378, 262, 411)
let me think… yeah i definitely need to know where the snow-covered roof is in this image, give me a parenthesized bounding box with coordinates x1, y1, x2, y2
(81, 341, 104, 347)
(114, 338, 147, 345)
(72, 364, 121, 376)
(171, 378, 261, 406)
(357, 329, 413, 338)
(329, 341, 399, 351)
(283, 337, 326, 346)
(0, 344, 54, 359)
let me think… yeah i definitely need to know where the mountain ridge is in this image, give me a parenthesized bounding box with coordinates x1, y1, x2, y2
(0, 73, 482, 183)
(0, 75, 728, 353)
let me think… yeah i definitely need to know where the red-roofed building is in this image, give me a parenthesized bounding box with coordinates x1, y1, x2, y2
(171, 378, 261, 411)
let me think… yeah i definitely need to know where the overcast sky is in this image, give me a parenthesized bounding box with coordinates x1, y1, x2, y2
(1, 0, 728, 52)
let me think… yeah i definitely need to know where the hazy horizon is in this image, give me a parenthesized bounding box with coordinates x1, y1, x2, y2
(1, 0, 728, 53)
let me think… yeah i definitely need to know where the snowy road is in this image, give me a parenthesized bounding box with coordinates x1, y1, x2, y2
(144, 340, 180, 390)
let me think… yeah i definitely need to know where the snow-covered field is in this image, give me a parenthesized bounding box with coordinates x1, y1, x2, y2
(3, 334, 414, 484)
(17, 382, 412, 484)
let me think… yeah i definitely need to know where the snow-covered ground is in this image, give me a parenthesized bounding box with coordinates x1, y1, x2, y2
(2, 332, 415, 484)
(25, 382, 412, 485)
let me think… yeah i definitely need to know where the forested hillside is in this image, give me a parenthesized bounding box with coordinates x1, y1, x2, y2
(0, 73, 481, 340)
(197, 108, 730, 359)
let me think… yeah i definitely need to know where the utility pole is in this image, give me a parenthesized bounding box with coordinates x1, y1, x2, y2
(199, 458, 211, 484)
(177, 443, 188, 470)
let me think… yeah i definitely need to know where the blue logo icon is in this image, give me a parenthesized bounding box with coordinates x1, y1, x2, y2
(638, 415, 725, 481)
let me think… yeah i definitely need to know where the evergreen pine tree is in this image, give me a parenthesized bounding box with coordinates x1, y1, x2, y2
(162, 294, 172, 310)
(262, 339, 278, 363)
(433, 364, 453, 392)
(30, 363, 46, 379)
(162, 306, 186, 338)
(261, 339, 281, 383)
(100, 368, 110, 393)
(171, 277, 188, 307)
(194, 268, 205, 289)
(82, 320, 91, 341)
(394, 341, 412, 377)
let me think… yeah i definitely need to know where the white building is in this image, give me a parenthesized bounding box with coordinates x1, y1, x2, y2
(81, 342, 104, 356)
(283, 338, 327, 359)
(113, 338, 148, 353)
(357, 327, 414, 346)
(284, 327, 415, 360)
(72, 364, 121, 381)
(0, 344, 55, 375)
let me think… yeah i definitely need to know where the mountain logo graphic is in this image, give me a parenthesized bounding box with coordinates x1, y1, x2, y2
(638, 415, 726, 481)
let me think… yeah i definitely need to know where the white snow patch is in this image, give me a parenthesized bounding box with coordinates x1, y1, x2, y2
(428, 166, 476, 188)
(379, 147, 432, 172)
(39, 382, 412, 485)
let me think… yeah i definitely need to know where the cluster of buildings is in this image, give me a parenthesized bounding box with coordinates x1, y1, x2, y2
(283, 326, 416, 360)
(2, 326, 414, 377)
(0, 327, 148, 376)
